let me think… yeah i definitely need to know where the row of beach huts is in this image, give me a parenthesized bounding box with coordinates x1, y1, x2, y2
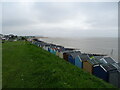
(28, 38, 120, 88)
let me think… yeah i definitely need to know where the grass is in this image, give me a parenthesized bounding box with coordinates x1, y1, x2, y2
(2, 41, 115, 88)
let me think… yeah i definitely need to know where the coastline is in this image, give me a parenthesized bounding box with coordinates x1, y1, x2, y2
(38, 37, 118, 63)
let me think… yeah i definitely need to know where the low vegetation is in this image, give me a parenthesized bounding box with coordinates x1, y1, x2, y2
(2, 41, 115, 88)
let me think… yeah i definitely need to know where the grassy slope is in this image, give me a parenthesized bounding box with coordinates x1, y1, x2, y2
(2, 41, 115, 88)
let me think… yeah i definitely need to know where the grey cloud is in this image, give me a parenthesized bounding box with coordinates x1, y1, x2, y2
(2, 2, 118, 37)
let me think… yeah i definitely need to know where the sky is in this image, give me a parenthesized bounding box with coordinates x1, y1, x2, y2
(1, 0, 119, 37)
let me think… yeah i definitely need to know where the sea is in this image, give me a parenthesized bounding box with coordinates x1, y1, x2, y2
(39, 37, 119, 63)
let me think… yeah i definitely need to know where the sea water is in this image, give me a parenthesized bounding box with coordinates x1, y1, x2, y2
(39, 37, 119, 62)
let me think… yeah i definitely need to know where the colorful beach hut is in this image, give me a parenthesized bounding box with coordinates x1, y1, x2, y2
(93, 64, 117, 82)
(55, 46, 64, 56)
(49, 44, 57, 54)
(68, 51, 81, 65)
(83, 58, 102, 74)
(59, 48, 74, 59)
(109, 63, 120, 88)
(63, 51, 75, 61)
(43, 44, 51, 51)
(56, 50, 60, 56)
(52, 48, 57, 55)
(94, 56, 104, 60)
(75, 54, 90, 68)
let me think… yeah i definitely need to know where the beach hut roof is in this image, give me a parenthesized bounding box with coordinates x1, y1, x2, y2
(62, 49, 74, 53)
(49, 43, 56, 46)
(50, 44, 57, 48)
(82, 53, 94, 57)
(103, 57, 116, 64)
(94, 56, 104, 60)
(78, 54, 90, 61)
(69, 51, 81, 58)
(88, 54, 94, 57)
(88, 58, 102, 65)
(112, 63, 120, 71)
(64, 48, 75, 51)
(56, 45, 64, 48)
(44, 44, 51, 46)
(56, 46, 64, 49)
(37, 40, 43, 42)
(118, 63, 120, 66)
(63, 51, 75, 54)
(33, 39, 39, 41)
(74, 51, 81, 53)
(100, 64, 117, 72)
(51, 44, 56, 46)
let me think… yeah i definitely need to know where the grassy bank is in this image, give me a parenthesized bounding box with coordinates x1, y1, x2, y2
(2, 41, 115, 88)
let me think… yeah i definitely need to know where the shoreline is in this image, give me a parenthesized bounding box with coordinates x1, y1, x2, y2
(37, 37, 118, 63)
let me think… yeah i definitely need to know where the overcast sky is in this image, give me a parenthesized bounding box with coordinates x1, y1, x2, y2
(1, 1, 118, 37)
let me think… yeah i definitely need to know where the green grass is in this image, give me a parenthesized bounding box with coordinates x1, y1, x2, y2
(2, 41, 115, 88)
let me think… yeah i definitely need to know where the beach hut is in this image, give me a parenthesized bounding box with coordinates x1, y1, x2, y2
(48, 47, 51, 52)
(59, 51, 64, 58)
(58, 48, 74, 59)
(52, 48, 57, 55)
(109, 63, 120, 88)
(36, 41, 46, 48)
(56, 50, 60, 56)
(83, 58, 102, 74)
(50, 48, 54, 54)
(34, 41, 39, 46)
(47, 44, 53, 52)
(68, 51, 81, 65)
(36, 41, 42, 47)
(56, 45, 64, 50)
(43, 45, 46, 50)
(49, 44, 57, 54)
(55, 48, 63, 56)
(99, 56, 116, 64)
(61, 48, 75, 59)
(93, 64, 117, 82)
(55, 45, 64, 56)
(83, 53, 106, 60)
(75, 54, 90, 68)
(56, 47, 65, 57)
(43, 44, 51, 51)
(63, 51, 75, 60)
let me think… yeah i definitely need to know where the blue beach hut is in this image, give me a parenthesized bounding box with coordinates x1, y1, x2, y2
(75, 54, 90, 68)
(59, 48, 74, 59)
(93, 64, 117, 82)
(52, 48, 56, 55)
(43, 44, 51, 51)
(50, 48, 54, 54)
(48, 47, 51, 52)
(49, 44, 56, 54)
(68, 51, 81, 65)
(63, 51, 75, 61)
